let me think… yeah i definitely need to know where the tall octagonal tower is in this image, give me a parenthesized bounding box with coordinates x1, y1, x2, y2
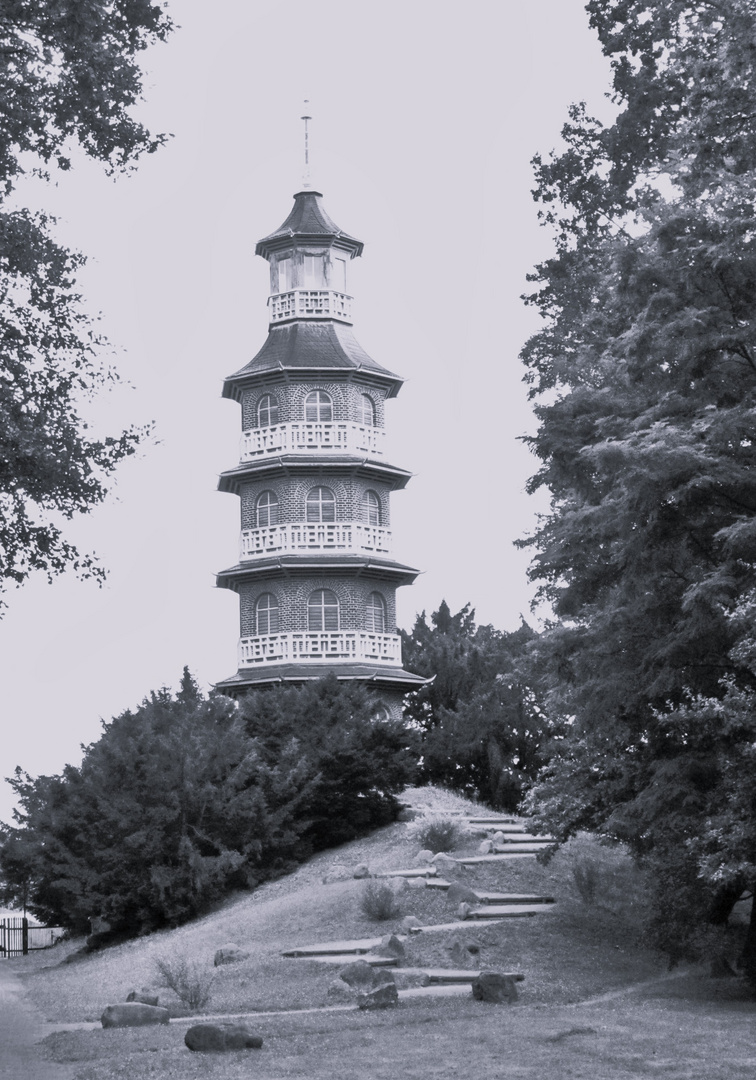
(214, 187, 424, 717)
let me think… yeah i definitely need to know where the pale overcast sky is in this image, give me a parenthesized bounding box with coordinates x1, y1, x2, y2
(0, 0, 613, 821)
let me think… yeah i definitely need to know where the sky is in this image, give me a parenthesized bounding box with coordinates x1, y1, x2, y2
(0, 0, 615, 822)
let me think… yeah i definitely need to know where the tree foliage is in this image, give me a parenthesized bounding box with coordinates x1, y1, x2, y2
(0, 673, 417, 936)
(0, 0, 171, 603)
(520, 0, 756, 969)
(402, 602, 551, 810)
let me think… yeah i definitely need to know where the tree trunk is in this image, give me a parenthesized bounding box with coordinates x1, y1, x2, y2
(739, 883, 756, 990)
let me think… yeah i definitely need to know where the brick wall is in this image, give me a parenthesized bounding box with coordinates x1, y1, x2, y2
(241, 379, 387, 430)
(239, 478, 391, 529)
(238, 576, 397, 636)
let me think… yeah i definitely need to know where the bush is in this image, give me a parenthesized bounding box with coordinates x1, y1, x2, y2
(571, 854, 601, 905)
(360, 881, 402, 921)
(154, 953, 214, 1011)
(416, 818, 460, 854)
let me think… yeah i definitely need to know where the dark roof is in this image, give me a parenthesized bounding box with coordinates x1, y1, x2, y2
(256, 191, 363, 259)
(223, 321, 401, 392)
(214, 662, 428, 694)
(215, 555, 419, 590)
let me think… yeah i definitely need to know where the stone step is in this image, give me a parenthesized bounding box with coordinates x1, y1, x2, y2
(425, 878, 453, 890)
(467, 817, 520, 826)
(457, 853, 537, 865)
(297, 954, 398, 966)
(398, 984, 471, 998)
(282, 936, 406, 958)
(408, 920, 508, 933)
(493, 834, 555, 844)
(475, 892, 555, 905)
(466, 904, 551, 918)
(397, 968, 525, 984)
(375, 866, 438, 878)
(492, 843, 554, 854)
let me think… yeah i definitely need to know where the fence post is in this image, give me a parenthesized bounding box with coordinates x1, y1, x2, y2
(22, 917, 28, 956)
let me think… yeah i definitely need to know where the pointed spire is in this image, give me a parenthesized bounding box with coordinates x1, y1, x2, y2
(301, 100, 312, 190)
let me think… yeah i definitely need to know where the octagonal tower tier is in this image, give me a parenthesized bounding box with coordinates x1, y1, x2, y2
(214, 189, 424, 716)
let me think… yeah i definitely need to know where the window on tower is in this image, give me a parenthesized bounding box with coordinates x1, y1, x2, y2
(306, 487, 336, 522)
(305, 390, 333, 422)
(333, 256, 347, 292)
(277, 257, 290, 293)
(308, 589, 339, 631)
(256, 490, 279, 527)
(362, 490, 380, 526)
(365, 591, 386, 632)
(257, 393, 279, 428)
(256, 592, 280, 634)
(359, 394, 376, 426)
(303, 254, 325, 288)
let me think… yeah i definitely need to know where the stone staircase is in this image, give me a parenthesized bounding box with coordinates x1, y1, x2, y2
(281, 807, 558, 1003)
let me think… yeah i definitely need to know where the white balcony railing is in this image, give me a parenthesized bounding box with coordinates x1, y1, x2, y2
(240, 522, 392, 559)
(238, 631, 402, 667)
(268, 289, 353, 323)
(240, 422, 385, 460)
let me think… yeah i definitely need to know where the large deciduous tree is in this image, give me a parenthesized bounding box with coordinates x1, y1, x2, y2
(520, 0, 756, 972)
(0, 1, 171, 604)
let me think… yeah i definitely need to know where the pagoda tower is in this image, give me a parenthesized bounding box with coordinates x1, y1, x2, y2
(214, 185, 424, 717)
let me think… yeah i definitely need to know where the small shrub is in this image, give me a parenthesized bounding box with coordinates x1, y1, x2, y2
(360, 881, 402, 921)
(416, 817, 460, 854)
(572, 854, 601, 905)
(154, 953, 214, 1011)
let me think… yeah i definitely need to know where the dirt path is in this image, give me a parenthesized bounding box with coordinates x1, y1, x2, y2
(0, 963, 75, 1080)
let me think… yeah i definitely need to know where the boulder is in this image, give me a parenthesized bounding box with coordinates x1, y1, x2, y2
(457, 902, 472, 920)
(447, 938, 482, 966)
(412, 849, 434, 866)
(401, 915, 423, 931)
(338, 959, 395, 990)
(327, 978, 360, 1002)
(471, 972, 519, 1004)
(101, 1003, 170, 1028)
(213, 944, 250, 967)
(477, 839, 494, 854)
(446, 882, 479, 906)
(492, 831, 506, 844)
(322, 864, 351, 884)
(353, 863, 371, 879)
(432, 853, 461, 876)
(372, 934, 405, 959)
(185, 1023, 263, 1052)
(125, 991, 159, 1007)
(357, 983, 399, 1010)
(406, 876, 427, 890)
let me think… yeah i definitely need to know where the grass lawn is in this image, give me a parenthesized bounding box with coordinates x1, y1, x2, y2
(11, 787, 756, 1078)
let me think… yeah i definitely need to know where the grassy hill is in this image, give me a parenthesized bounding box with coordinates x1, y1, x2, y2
(12, 786, 756, 1079)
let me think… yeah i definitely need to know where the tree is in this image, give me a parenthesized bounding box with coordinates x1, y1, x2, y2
(402, 602, 550, 809)
(520, 0, 756, 970)
(0, 1, 172, 604)
(0, 673, 418, 937)
(239, 675, 419, 850)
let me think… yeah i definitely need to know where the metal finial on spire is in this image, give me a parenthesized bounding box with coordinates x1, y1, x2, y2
(301, 100, 312, 189)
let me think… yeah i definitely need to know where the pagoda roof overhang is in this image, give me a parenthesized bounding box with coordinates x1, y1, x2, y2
(255, 191, 364, 261)
(216, 555, 420, 591)
(222, 322, 402, 400)
(218, 456, 412, 494)
(214, 663, 428, 696)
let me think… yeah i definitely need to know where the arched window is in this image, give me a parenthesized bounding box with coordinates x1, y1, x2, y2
(362, 490, 380, 526)
(257, 393, 279, 428)
(359, 393, 376, 426)
(305, 389, 332, 422)
(306, 486, 335, 523)
(256, 593, 279, 634)
(256, 490, 279, 527)
(308, 589, 339, 631)
(366, 592, 386, 632)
